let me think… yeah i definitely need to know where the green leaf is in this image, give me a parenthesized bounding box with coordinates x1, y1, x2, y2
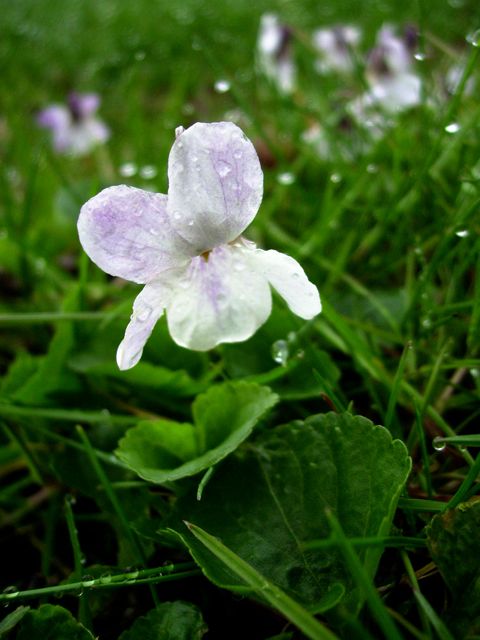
(427, 498, 480, 637)
(16, 604, 94, 640)
(0, 607, 30, 637)
(170, 412, 410, 612)
(186, 523, 339, 640)
(118, 601, 207, 640)
(116, 381, 278, 484)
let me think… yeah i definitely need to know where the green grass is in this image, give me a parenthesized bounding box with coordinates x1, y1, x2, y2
(1, 0, 480, 638)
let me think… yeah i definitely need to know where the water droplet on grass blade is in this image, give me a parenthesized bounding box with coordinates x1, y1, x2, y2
(414, 52, 426, 61)
(2, 586, 19, 600)
(271, 340, 289, 366)
(445, 122, 460, 134)
(140, 165, 157, 180)
(466, 29, 480, 47)
(214, 79, 231, 93)
(330, 173, 342, 183)
(433, 437, 446, 452)
(119, 162, 137, 177)
(277, 172, 295, 185)
(455, 229, 469, 237)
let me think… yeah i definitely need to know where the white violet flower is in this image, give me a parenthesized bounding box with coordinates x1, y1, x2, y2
(77, 122, 321, 370)
(312, 25, 361, 74)
(257, 13, 296, 94)
(37, 92, 110, 156)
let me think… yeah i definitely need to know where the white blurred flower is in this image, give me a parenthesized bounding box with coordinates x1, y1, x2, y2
(312, 25, 361, 74)
(37, 92, 109, 156)
(257, 13, 296, 94)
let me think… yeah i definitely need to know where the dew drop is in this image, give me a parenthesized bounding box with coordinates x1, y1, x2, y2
(366, 163, 378, 174)
(422, 317, 432, 329)
(119, 162, 137, 178)
(214, 79, 231, 93)
(175, 126, 185, 138)
(217, 161, 232, 178)
(277, 172, 295, 185)
(149, 227, 159, 236)
(470, 368, 480, 379)
(433, 437, 446, 452)
(100, 573, 112, 585)
(414, 51, 426, 61)
(173, 211, 182, 221)
(330, 173, 342, 183)
(2, 586, 19, 600)
(233, 260, 246, 272)
(271, 340, 289, 366)
(134, 50, 146, 61)
(137, 305, 152, 322)
(445, 122, 461, 134)
(187, 219, 194, 226)
(455, 229, 469, 237)
(140, 165, 157, 180)
(466, 29, 480, 47)
(233, 149, 243, 160)
(82, 575, 95, 588)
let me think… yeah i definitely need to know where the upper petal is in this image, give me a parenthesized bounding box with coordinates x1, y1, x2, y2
(247, 249, 321, 319)
(78, 185, 194, 284)
(167, 122, 263, 252)
(166, 243, 272, 350)
(116, 281, 170, 370)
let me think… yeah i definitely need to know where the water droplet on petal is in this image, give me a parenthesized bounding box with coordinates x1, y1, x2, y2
(137, 305, 152, 322)
(214, 79, 231, 93)
(233, 260, 246, 272)
(455, 229, 469, 237)
(277, 172, 295, 185)
(149, 227, 159, 236)
(175, 126, 185, 139)
(140, 165, 157, 180)
(233, 149, 243, 160)
(187, 219, 194, 226)
(271, 340, 289, 366)
(119, 162, 137, 177)
(173, 211, 182, 221)
(217, 161, 232, 178)
(445, 122, 460, 134)
(433, 437, 446, 452)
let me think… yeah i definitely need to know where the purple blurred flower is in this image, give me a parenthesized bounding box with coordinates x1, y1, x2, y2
(257, 14, 296, 94)
(78, 122, 321, 370)
(37, 92, 109, 156)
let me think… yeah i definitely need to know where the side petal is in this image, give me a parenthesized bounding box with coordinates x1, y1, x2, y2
(116, 282, 170, 370)
(166, 244, 271, 350)
(167, 122, 263, 252)
(37, 105, 70, 131)
(78, 185, 194, 284)
(248, 249, 321, 319)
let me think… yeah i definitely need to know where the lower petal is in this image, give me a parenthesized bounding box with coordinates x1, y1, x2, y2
(116, 282, 170, 370)
(248, 249, 321, 319)
(166, 244, 272, 351)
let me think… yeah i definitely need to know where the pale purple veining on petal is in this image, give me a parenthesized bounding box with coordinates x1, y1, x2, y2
(167, 122, 263, 253)
(166, 243, 272, 350)
(78, 185, 195, 284)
